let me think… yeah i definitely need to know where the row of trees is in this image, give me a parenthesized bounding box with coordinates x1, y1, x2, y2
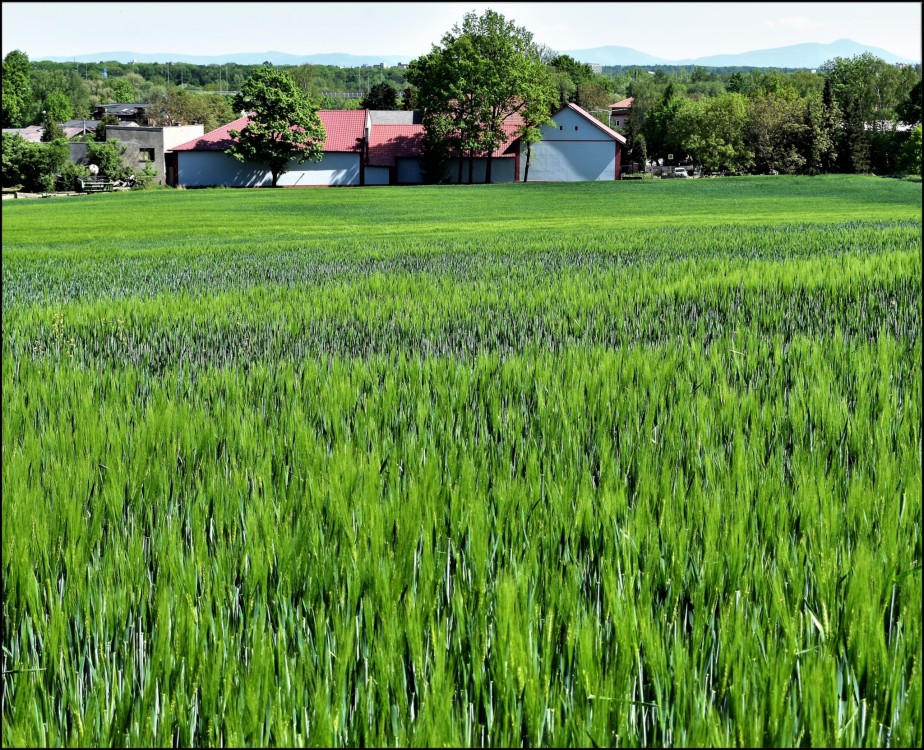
(626, 54, 921, 176)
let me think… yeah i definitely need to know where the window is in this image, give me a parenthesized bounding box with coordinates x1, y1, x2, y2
(138, 148, 155, 163)
(575, 125, 579, 131)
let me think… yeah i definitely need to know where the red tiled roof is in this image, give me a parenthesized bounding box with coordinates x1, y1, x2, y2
(609, 97, 634, 109)
(170, 110, 366, 153)
(367, 120, 520, 166)
(367, 125, 424, 166)
(319, 109, 367, 152)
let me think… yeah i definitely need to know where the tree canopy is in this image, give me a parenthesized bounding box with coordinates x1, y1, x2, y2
(361, 81, 400, 111)
(2, 50, 32, 128)
(227, 66, 326, 187)
(407, 9, 556, 184)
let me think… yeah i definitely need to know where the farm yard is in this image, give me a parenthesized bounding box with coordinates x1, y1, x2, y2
(1, 175, 921, 746)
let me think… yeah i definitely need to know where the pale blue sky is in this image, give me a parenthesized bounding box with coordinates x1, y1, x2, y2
(2, 2, 921, 62)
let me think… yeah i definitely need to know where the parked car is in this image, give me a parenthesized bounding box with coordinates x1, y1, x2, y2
(673, 167, 690, 178)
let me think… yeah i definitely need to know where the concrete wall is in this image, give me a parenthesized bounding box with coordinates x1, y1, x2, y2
(107, 125, 204, 184)
(177, 151, 363, 187)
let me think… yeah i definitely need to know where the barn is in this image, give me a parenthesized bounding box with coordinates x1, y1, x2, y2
(168, 103, 624, 187)
(520, 103, 626, 182)
(168, 110, 367, 187)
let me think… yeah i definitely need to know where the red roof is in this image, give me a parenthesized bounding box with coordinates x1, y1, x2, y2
(367, 125, 424, 166)
(609, 97, 634, 110)
(171, 110, 366, 153)
(367, 120, 520, 166)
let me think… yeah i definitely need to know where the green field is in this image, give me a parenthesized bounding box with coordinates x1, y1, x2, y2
(2, 175, 921, 747)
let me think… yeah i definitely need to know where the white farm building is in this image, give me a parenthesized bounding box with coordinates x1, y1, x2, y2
(167, 103, 625, 187)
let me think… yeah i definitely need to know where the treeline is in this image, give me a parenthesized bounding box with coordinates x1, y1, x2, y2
(620, 54, 921, 176)
(3, 46, 921, 178)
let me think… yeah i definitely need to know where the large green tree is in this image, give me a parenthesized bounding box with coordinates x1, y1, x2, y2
(407, 9, 555, 184)
(361, 81, 399, 111)
(227, 66, 326, 187)
(2, 50, 32, 128)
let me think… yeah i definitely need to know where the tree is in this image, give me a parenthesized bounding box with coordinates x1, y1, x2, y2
(401, 86, 418, 111)
(897, 79, 922, 126)
(86, 139, 134, 182)
(671, 93, 751, 174)
(1, 131, 70, 191)
(361, 81, 399, 110)
(108, 77, 135, 104)
(746, 93, 809, 174)
(407, 9, 555, 184)
(227, 66, 326, 187)
(94, 114, 120, 142)
(2, 50, 32, 128)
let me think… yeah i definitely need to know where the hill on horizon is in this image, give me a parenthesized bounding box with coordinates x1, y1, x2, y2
(37, 38, 918, 68)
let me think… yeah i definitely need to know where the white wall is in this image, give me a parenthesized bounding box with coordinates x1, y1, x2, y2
(278, 152, 360, 186)
(177, 151, 362, 187)
(519, 141, 616, 182)
(519, 108, 618, 182)
(178, 151, 270, 187)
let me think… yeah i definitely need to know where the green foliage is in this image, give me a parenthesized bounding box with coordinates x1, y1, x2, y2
(361, 81, 400, 110)
(901, 124, 922, 176)
(85, 139, 133, 182)
(107, 77, 135, 104)
(147, 87, 235, 131)
(0, 132, 69, 191)
(54, 159, 90, 192)
(407, 9, 556, 184)
(94, 113, 121, 142)
(2, 49, 32, 128)
(228, 66, 326, 187)
(42, 90, 74, 124)
(897, 79, 922, 126)
(1, 177, 921, 747)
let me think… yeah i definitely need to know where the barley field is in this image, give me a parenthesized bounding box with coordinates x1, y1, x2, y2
(2, 175, 921, 747)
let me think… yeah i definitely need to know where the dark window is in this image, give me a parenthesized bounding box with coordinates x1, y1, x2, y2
(138, 148, 155, 162)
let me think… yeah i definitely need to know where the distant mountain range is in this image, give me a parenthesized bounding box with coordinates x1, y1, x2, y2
(40, 38, 918, 69)
(560, 39, 919, 68)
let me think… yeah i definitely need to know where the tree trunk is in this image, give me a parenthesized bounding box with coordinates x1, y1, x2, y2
(524, 142, 532, 182)
(486, 153, 493, 184)
(468, 150, 474, 184)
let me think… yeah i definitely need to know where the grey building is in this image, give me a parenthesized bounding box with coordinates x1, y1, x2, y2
(105, 124, 204, 185)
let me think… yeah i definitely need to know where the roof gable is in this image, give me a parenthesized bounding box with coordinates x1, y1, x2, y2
(548, 103, 626, 144)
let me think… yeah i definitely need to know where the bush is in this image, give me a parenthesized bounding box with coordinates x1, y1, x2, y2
(1, 133, 69, 192)
(85, 139, 133, 182)
(55, 160, 90, 192)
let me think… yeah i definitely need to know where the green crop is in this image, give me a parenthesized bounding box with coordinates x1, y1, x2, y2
(2, 175, 921, 747)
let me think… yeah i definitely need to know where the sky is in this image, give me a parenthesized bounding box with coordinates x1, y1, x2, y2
(2, 2, 921, 62)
